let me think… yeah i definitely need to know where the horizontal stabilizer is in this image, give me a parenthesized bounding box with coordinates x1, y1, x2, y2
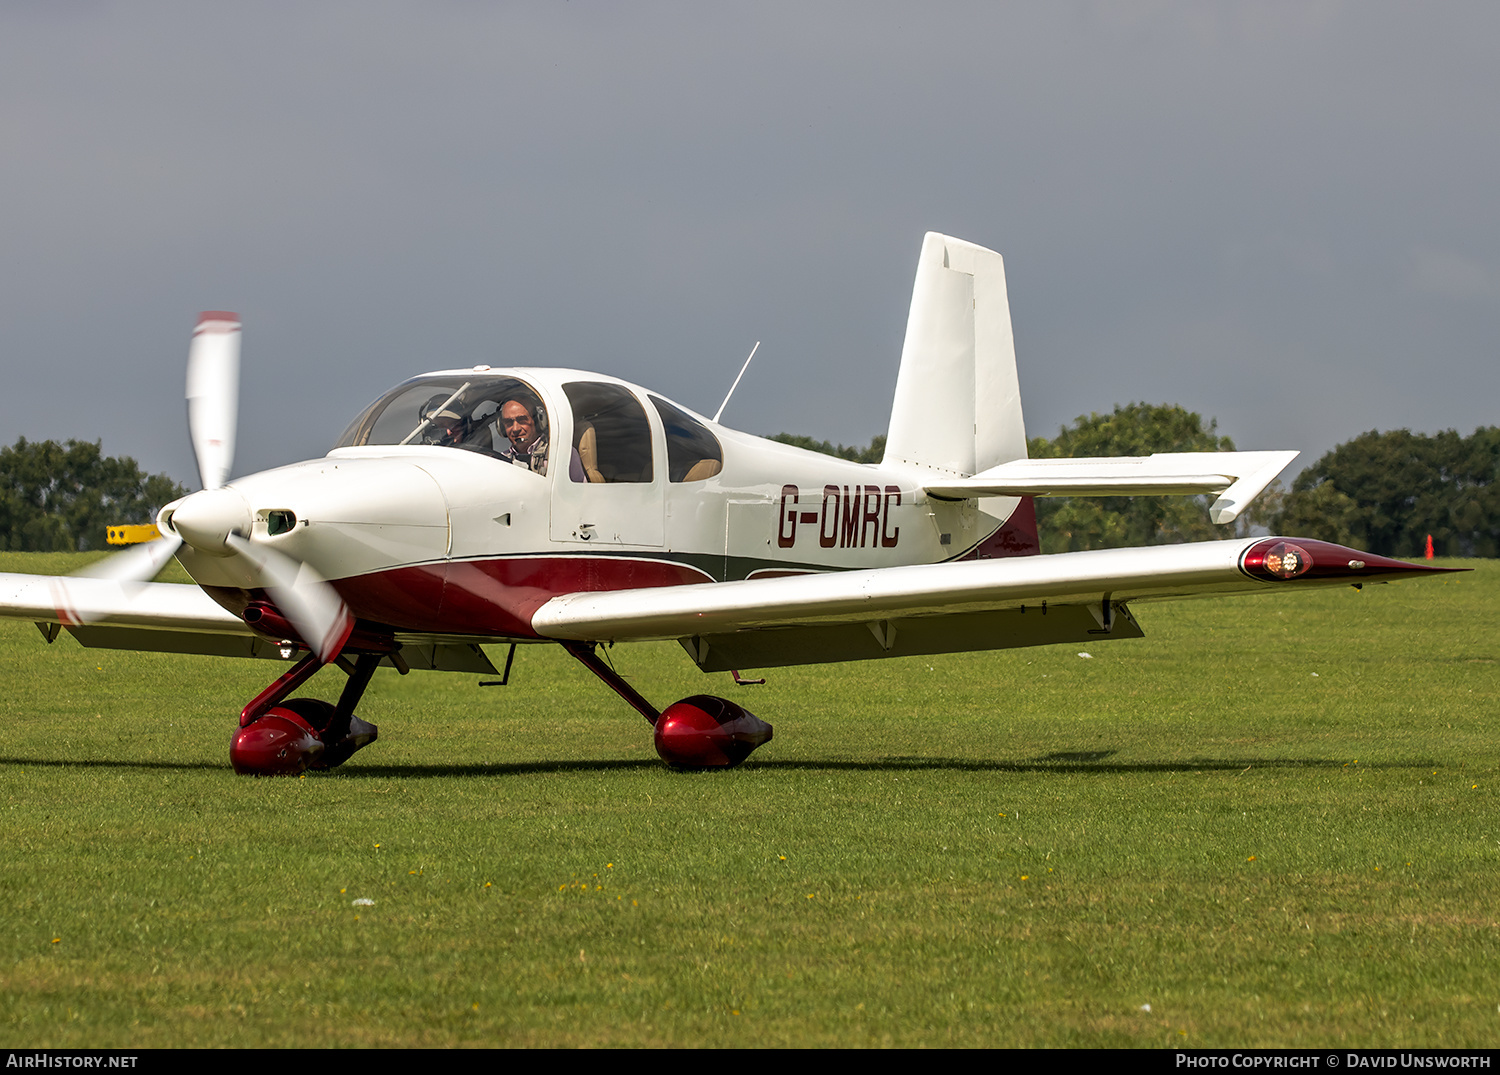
(922, 450, 1298, 524)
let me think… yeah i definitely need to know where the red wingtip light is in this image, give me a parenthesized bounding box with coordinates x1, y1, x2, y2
(1241, 537, 1467, 584)
(1259, 541, 1311, 579)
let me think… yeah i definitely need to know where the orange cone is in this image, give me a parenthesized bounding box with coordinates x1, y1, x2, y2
(1425, 534, 1435, 560)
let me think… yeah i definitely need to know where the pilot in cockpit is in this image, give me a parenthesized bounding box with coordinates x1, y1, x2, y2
(421, 393, 545, 467)
(418, 390, 583, 481)
(418, 397, 470, 447)
(496, 398, 549, 474)
(485, 396, 585, 481)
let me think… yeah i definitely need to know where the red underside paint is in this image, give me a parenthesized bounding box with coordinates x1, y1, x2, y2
(959, 495, 1041, 560)
(332, 556, 712, 637)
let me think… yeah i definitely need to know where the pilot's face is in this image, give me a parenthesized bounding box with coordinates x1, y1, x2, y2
(426, 410, 465, 445)
(500, 401, 537, 451)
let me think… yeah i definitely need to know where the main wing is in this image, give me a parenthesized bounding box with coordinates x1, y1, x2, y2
(531, 538, 1448, 672)
(1, 538, 1449, 675)
(0, 572, 276, 657)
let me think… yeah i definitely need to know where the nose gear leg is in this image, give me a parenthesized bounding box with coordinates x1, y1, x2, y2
(230, 650, 383, 775)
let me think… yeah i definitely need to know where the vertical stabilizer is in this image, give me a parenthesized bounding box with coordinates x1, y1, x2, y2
(883, 233, 1026, 477)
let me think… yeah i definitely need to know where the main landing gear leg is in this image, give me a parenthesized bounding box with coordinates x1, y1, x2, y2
(560, 641, 773, 770)
(229, 652, 382, 776)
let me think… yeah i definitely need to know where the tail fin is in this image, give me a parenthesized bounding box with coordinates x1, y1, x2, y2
(882, 233, 1026, 477)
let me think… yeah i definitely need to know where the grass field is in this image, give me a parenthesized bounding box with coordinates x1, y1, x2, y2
(0, 551, 1496, 1048)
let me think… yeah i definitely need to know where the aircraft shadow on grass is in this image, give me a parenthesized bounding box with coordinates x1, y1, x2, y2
(0, 753, 1440, 778)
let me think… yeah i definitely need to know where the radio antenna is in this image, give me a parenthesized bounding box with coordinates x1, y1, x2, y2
(713, 341, 760, 424)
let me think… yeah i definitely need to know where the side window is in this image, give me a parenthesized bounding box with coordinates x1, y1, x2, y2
(563, 382, 654, 483)
(650, 396, 723, 482)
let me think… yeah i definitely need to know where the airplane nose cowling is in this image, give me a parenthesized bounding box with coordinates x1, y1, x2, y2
(164, 487, 253, 555)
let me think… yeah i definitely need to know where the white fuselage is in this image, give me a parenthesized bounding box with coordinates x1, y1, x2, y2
(168, 367, 1029, 640)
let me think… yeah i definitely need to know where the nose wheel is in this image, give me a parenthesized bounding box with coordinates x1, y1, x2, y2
(230, 652, 382, 776)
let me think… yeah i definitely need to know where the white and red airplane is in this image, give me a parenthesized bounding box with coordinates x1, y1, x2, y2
(0, 233, 1452, 774)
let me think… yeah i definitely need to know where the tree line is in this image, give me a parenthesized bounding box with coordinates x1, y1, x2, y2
(769, 433, 887, 464)
(0, 438, 187, 552)
(776, 406, 1498, 558)
(5, 417, 1492, 558)
(1274, 427, 1499, 558)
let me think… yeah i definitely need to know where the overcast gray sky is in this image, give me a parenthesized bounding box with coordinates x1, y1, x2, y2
(1, 2, 1495, 485)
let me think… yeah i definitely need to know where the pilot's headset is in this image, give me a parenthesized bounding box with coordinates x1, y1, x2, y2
(528, 397, 549, 444)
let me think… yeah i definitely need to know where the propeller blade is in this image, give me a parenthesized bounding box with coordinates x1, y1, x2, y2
(72, 534, 184, 583)
(186, 315, 348, 662)
(225, 534, 353, 664)
(187, 311, 240, 492)
(48, 533, 186, 625)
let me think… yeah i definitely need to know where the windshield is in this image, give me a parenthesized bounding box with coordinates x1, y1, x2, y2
(335, 374, 552, 465)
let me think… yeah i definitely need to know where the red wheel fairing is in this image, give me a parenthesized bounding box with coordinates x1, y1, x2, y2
(229, 708, 325, 775)
(654, 695, 773, 769)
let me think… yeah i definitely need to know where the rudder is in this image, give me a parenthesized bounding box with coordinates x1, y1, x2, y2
(882, 233, 1027, 477)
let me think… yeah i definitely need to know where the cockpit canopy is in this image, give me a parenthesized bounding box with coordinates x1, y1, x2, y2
(335, 374, 547, 456)
(335, 371, 725, 484)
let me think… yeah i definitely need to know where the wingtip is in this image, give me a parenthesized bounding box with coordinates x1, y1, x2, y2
(1240, 538, 1468, 583)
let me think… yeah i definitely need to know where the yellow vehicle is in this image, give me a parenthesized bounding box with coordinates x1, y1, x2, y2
(106, 523, 162, 545)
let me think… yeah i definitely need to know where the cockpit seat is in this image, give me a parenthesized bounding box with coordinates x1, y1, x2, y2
(681, 458, 722, 482)
(576, 422, 607, 483)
